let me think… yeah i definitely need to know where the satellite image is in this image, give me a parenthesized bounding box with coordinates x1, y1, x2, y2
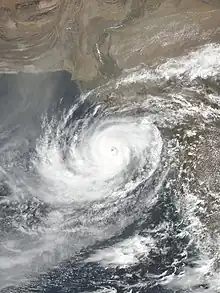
(1, 1, 220, 292)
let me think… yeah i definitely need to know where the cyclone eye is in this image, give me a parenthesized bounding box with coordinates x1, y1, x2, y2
(111, 146, 118, 155)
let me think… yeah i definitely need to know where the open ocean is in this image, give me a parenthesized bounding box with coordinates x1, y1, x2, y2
(1, 44, 220, 293)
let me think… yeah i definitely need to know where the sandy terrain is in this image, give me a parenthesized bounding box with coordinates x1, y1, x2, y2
(0, 0, 220, 83)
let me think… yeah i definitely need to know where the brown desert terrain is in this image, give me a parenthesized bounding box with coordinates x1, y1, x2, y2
(0, 0, 219, 86)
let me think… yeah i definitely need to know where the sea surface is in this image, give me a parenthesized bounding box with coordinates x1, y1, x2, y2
(1, 44, 220, 293)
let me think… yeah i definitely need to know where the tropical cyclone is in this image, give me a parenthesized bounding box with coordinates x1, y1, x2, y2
(0, 0, 220, 84)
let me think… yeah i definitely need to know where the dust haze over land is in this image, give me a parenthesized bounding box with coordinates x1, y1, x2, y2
(0, 0, 220, 83)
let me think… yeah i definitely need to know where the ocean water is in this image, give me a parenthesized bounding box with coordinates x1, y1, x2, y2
(1, 44, 220, 293)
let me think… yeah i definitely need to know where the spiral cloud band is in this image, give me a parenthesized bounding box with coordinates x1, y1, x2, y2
(1, 43, 220, 292)
(35, 114, 163, 203)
